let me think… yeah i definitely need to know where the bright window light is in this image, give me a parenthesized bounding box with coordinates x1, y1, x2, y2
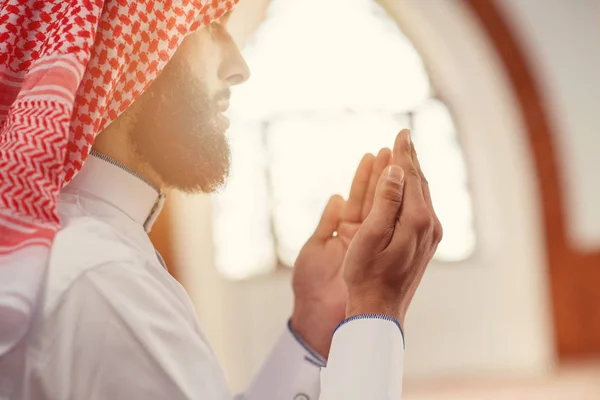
(212, 0, 475, 279)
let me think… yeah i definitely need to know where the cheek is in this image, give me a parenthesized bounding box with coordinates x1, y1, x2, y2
(180, 30, 221, 93)
(193, 56, 220, 97)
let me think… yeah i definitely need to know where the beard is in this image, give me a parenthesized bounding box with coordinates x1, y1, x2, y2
(127, 52, 231, 194)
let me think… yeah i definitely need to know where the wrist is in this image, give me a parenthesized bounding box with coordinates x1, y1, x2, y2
(346, 294, 406, 327)
(291, 305, 340, 360)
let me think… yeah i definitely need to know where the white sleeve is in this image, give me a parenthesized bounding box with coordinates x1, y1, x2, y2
(320, 316, 405, 400)
(239, 316, 404, 400)
(237, 322, 324, 400)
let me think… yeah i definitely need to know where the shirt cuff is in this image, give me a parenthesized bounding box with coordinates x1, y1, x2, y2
(287, 313, 405, 370)
(242, 324, 322, 400)
(334, 313, 405, 349)
(320, 315, 405, 399)
(287, 319, 327, 368)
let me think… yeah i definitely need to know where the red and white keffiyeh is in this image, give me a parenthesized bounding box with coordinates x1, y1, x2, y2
(0, 0, 237, 357)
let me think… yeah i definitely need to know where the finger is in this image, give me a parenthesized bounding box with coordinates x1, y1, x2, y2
(390, 130, 437, 249)
(313, 195, 345, 241)
(392, 129, 426, 213)
(410, 143, 432, 210)
(361, 165, 405, 245)
(361, 148, 392, 220)
(344, 153, 375, 223)
(410, 143, 443, 243)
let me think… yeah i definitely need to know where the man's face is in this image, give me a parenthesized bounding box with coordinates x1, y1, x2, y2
(128, 14, 249, 193)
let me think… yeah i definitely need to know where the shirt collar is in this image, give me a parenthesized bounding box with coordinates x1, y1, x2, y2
(62, 151, 166, 233)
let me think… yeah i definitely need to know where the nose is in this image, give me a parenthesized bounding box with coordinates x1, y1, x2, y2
(218, 32, 250, 86)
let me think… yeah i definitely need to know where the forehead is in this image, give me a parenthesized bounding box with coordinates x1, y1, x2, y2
(209, 10, 232, 26)
(173, 13, 231, 71)
(220, 10, 232, 24)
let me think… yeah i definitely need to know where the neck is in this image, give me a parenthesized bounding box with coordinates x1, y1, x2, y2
(92, 119, 165, 192)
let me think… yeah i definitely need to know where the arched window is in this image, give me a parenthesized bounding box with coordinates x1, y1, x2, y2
(212, 0, 475, 279)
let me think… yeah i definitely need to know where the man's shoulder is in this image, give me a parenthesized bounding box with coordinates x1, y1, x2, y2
(51, 214, 138, 261)
(45, 215, 146, 309)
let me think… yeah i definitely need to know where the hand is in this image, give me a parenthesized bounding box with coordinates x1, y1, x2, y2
(344, 129, 443, 327)
(291, 149, 392, 358)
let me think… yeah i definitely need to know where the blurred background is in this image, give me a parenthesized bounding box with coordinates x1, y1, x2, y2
(149, 0, 600, 398)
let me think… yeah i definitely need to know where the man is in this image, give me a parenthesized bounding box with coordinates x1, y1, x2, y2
(0, 1, 442, 399)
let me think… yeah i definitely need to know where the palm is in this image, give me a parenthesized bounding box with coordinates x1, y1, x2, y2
(293, 221, 357, 322)
(292, 149, 392, 338)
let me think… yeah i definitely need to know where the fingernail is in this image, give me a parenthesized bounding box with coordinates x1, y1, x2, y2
(385, 165, 404, 184)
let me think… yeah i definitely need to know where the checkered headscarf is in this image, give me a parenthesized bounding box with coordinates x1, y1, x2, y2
(0, 0, 237, 358)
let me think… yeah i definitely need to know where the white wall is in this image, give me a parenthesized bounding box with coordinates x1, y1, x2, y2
(496, 0, 600, 251)
(171, 0, 561, 392)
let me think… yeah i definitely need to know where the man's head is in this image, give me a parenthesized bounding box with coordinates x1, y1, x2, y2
(93, 13, 249, 193)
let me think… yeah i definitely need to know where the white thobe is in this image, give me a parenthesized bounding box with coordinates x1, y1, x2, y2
(8, 154, 405, 400)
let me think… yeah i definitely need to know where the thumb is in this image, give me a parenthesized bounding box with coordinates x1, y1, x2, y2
(313, 195, 344, 241)
(363, 165, 405, 236)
